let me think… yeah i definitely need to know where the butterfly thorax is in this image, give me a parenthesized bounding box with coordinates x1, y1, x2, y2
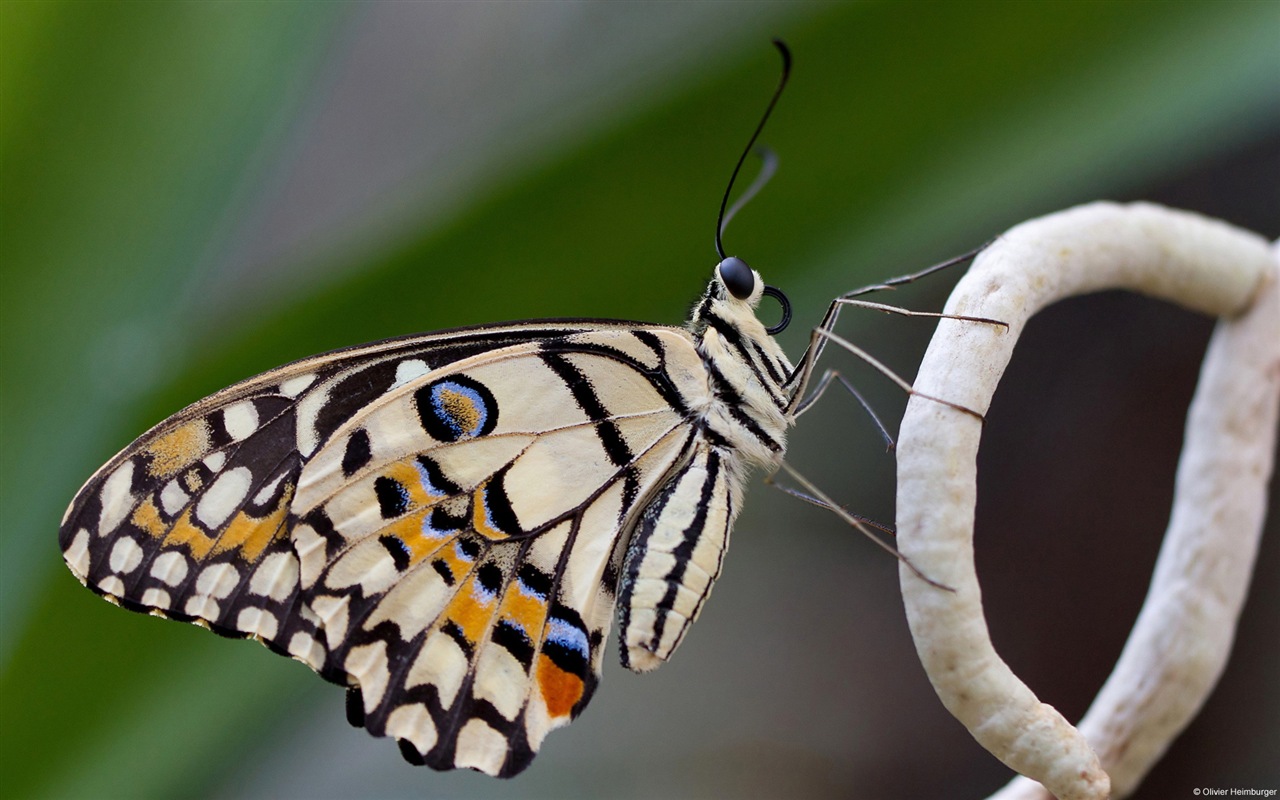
(686, 277, 794, 470)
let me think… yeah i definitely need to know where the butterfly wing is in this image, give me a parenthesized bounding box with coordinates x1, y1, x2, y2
(59, 322, 710, 777)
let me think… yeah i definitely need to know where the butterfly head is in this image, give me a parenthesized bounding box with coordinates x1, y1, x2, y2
(706, 256, 792, 336)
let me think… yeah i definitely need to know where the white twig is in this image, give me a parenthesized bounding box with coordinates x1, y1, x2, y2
(893, 202, 1278, 800)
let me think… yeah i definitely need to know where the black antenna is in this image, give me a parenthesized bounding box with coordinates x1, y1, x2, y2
(715, 39, 792, 260)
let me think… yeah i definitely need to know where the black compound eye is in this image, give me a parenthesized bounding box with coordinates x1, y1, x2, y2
(717, 257, 756, 300)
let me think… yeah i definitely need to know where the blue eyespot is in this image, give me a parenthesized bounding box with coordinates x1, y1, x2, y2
(415, 375, 497, 442)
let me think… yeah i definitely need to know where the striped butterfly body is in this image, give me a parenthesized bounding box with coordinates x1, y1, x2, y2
(59, 258, 796, 776)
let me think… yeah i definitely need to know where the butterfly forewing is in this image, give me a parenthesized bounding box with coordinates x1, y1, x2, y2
(59, 321, 732, 777)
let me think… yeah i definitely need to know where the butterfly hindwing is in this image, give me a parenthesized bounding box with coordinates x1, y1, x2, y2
(294, 332, 709, 775)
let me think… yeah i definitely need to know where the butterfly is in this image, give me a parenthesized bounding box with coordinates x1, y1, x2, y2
(62, 274, 800, 772)
(59, 42, 818, 778)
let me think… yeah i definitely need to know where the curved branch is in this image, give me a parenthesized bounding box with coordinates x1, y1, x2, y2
(893, 202, 1278, 800)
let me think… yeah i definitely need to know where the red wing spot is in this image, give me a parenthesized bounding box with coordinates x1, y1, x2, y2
(536, 653, 584, 719)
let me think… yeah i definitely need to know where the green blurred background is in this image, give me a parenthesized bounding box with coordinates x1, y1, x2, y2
(2, 2, 1276, 798)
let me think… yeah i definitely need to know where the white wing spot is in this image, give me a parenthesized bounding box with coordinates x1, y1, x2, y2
(385, 703, 438, 756)
(249, 551, 299, 601)
(196, 466, 252, 529)
(223, 401, 259, 441)
(393, 359, 430, 388)
(409, 632, 468, 707)
(108, 536, 144, 574)
(454, 718, 508, 775)
(295, 383, 330, 456)
(65, 529, 91, 579)
(310, 594, 351, 650)
(236, 606, 279, 640)
(298, 604, 321, 628)
(195, 563, 241, 600)
(150, 551, 189, 586)
(203, 451, 227, 472)
(97, 574, 126, 597)
(160, 479, 190, 517)
(323, 541, 397, 594)
(472, 645, 526, 720)
(98, 461, 136, 536)
(184, 595, 221, 619)
(345, 641, 391, 711)
(252, 472, 286, 506)
(141, 587, 172, 610)
(287, 632, 325, 669)
(279, 373, 316, 398)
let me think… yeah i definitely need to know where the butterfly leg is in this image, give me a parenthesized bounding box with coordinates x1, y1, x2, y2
(821, 243, 1008, 357)
(819, 327, 989, 421)
(787, 271, 1009, 423)
(785, 246, 1002, 414)
(836, 242, 992, 300)
(770, 461, 953, 592)
(788, 314, 987, 421)
(831, 297, 1009, 329)
(791, 368, 895, 450)
(763, 472, 895, 537)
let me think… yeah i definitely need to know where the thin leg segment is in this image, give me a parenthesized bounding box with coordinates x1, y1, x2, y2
(784, 245, 1000, 418)
(773, 461, 952, 592)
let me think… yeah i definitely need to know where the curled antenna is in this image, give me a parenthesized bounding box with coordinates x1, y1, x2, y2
(715, 39, 792, 260)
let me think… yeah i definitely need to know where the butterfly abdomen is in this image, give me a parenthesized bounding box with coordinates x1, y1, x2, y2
(618, 441, 744, 671)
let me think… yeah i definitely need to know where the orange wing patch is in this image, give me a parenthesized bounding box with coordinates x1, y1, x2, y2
(440, 562, 503, 647)
(378, 509, 452, 569)
(430, 537, 482, 588)
(145, 419, 212, 478)
(161, 508, 218, 561)
(383, 460, 447, 506)
(536, 655, 584, 719)
(211, 482, 293, 562)
(130, 498, 168, 539)
(471, 472, 520, 541)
